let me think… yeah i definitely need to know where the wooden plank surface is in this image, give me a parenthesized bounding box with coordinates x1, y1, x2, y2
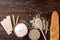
(0, 0, 60, 12)
(0, 0, 60, 40)
(0, 12, 50, 40)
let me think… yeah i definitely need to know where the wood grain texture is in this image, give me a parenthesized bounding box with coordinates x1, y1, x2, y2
(0, 12, 50, 40)
(0, 0, 60, 40)
(0, 0, 60, 13)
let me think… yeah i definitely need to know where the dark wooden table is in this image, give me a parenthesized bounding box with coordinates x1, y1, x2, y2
(0, 12, 50, 40)
(0, 0, 60, 40)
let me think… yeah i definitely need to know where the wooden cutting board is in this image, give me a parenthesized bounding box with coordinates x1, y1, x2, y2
(50, 11, 59, 40)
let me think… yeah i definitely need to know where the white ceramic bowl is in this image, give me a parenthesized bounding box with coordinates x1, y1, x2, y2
(14, 23, 28, 38)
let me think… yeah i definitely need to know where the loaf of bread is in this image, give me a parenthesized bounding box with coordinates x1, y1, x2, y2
(50, 11, 59, 40)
